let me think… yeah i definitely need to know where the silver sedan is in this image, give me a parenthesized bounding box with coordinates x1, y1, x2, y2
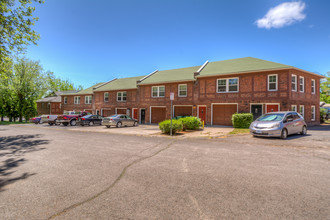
(249, 111, 307, 139)
(102, 114, 138, 128)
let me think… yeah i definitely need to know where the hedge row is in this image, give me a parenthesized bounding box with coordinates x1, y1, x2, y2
(159, 117, 201, 135)
(231, 113, 253, 128)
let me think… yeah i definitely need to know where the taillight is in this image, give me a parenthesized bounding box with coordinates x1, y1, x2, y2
(47, 116, 49, 119)
(82, 118, 85, 120)
(63, 116, 67, 120)
(32, 118, 35, 120)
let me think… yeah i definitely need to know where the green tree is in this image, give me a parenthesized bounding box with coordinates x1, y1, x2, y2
(45, 72, 83, 96)
(320, 72, 330, 103)
(0, 0, 44, 63)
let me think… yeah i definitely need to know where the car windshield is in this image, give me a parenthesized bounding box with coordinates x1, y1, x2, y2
(257, 113, 285, 121)
(110, 115, 119, 118)
(82, 115, 92, 118)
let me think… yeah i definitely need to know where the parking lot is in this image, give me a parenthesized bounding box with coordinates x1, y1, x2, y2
(0, 124, 329, 219)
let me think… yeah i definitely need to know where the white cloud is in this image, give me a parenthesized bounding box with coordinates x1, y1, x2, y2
(256, 1, 306, 29)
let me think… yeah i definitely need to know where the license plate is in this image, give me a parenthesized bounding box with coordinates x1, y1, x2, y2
(255, 130, 262, 134)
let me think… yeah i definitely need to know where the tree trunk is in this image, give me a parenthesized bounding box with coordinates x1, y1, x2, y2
(9, 117, 12, 122)
(1, 116, 3, 121)
(19, 115, 23, 122)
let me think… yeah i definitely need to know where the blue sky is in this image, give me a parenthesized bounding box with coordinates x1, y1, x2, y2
(26, 0, 330, 88)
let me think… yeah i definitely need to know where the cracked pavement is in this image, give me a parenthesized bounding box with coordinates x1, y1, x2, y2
(0, 124, 329, 219)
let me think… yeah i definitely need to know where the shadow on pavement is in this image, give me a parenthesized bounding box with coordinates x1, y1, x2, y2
(309, 123, 330, 131)
(0, 134, 49, 191)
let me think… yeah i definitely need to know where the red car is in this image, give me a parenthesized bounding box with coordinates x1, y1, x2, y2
(57, 111, 91, 126)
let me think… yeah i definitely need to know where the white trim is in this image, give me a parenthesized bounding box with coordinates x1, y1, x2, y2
(150, 106, 166, 124)
(299, 105, 305, 118)
(93, 78, 117, 90)
(311, 105, 315, 121)
(115, 108, 127, 115)
(250, 103, 263, 115)
(291, 105, 297, 112)
(74, 96, 80, 104)
(104, 92, 109, 102)
(291, 74, 297, 92)
(139, 79, 195, 86)
(138, 69, 159, 83)
(196, 60, 209, 73)
(151, 86, 165, 98)
(211, 103, 238, 126)
(84, 95, 92, 104)
(311, 79, 315, 94)
(265, 103, 281, 113)
(64, 97, 67, 104)
(117, 91, 127, 102)
(173, 105, 193, 118)
(299, 76, 305, 93)
(216, 77, 239, 93)
(197, 105, 207, 122)
(267, 74, 278, 91)
(178, 84, 187, 97)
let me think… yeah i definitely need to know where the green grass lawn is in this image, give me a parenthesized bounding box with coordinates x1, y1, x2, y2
(0, 121, 32, 125)
(229, 128, 250, 135)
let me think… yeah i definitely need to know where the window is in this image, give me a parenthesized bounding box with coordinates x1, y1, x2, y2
(299, 76, 304, 92)
(311, 79, 315, 94)
(311, 106, 315, 121)
(85, 95, 92, 104)
(291, 105, 297, 112)
(292, 75, 297, 91)
(217, 78, 239, 93)
(268, 74, 277, 91)
(152, 86, 165, 97)
(74, 96, 80, 104)
(104, 92, 109, 102)
(117, 91, 127, 102)
(64, 97, 67, 104)
(178, 84, 187, 97)
(299, 105, 304, 118)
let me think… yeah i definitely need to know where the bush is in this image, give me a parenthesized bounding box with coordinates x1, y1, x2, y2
(179, 117, 202, 130)
(159, 119, 183, 135)
(320, 108, 328, 123)
(232, 113, 253, 128)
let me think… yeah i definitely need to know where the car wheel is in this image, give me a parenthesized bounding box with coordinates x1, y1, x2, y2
(63, 122, 69, 126)
(35, 122, 38, 125)
(300, 126, 307, 135)
(70, 120, 76, 126)
(89, 121, 93, 126)
(48, 122, 53, 126)
(54, 119, 59, 126)
(280, 128, 288, 139)
(106, 125, 110, 128)
(133, 121, 138, 127)
(80, 124, 84, 126)
(116, 122, 122, 128)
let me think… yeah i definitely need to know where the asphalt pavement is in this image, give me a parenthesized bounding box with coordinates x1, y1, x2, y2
(0, 124, 329, 219)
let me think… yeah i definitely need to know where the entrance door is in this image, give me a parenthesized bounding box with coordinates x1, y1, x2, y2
(133, 108, 138, 120)
(251, 104, 262, 120)
(266, 104, 279, 113)
(198, 106, 206, 123)
(140, 109, 145, 124)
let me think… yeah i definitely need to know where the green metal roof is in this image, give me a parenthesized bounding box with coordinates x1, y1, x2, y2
(198, 57, 292, 77)
(75, 82, 105, 95)
(94, 76, 144, 91)
(139, 66, 200, 85)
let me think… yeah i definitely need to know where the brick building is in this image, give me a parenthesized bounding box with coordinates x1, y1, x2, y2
(36, 91, 75, 115)
(49, 57, 323, 126)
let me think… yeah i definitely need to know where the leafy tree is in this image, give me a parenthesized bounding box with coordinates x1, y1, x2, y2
(45, 72, 83, 96)
(320, 72, 330, 103)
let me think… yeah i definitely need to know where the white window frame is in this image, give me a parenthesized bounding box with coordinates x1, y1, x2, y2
(152, 86, 165, 98)
(268, 74, 278, 91)
(299, 105, 305, 118)
(104, 92, 109, 102)
(85, 95, 92, 104)
(291, 74, 297, 92)
(64, 97, 67, 104)
(216, 77, 239, 93)
(178, 84, 187, 97)
(117, 91, 127, 102)
(311, 79, 315, 94)
(299, 76, 305, 93)
(291, 105, 297, 112)
(74, 96, 80, 104)
(311, 105, 315, 121)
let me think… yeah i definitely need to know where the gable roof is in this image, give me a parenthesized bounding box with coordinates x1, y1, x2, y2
(197, 57, 292, 77)
(72, 82, 105, 95)
(138, 65, 201, 85)
(94, 76, 144, 92)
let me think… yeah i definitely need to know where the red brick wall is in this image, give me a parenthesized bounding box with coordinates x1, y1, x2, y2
(61, 94, 93, 113)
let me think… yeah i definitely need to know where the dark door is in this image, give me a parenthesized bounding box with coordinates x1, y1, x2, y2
(251, 104, 262, 120)
(140, 109, 145, 124)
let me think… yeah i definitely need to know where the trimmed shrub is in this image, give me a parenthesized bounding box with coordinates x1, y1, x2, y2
(232, 113, 253, 128)
(159, 119, 183, 135)
(320, 108, 328, 123)
(179, 117, 202, 131)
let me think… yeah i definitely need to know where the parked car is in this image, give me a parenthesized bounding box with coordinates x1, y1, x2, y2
(77, 115, 103, 126)
(40, 115, 58, 126)
(102, 114, 138, 128)
(249, 111, 307, 139)
(30, 116, 42, 124)
(57, 111, 91, 126)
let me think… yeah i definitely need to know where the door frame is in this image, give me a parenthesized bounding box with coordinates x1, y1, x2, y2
(250, 103, 263, 114)
(265, 103, 281, 113)
(172, 105, 193, 118)
(197, 105, 207, 122)
(150, 106, 166, 124)
(211, 103, 238, 126)
(139, 108, 145, 124)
